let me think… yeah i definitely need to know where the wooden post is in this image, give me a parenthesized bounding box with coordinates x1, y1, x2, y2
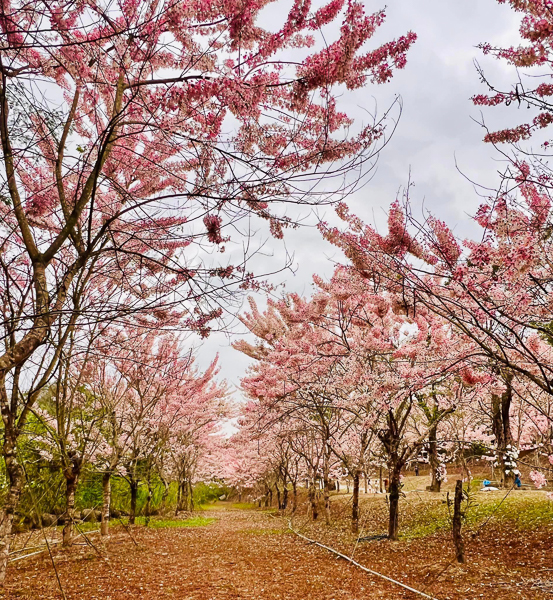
(452, 480, 465, 563)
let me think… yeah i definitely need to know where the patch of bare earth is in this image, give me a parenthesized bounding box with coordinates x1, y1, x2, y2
(1, 508, 551, 599)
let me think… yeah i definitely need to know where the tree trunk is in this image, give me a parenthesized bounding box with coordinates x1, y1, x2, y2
(492, 373, 514, 488)
(188, 480, 194, 511)
(175, 481, 182, 515)
(101, 472, 111, 536)
(282, 485, 288, 510)
(452, 480, 465, 563)
(0, 440, 24, 585)
(276, 483, 282, 510)
(129, 480, 138, 525)
(323, 477, 331, 525)
(428, 424, 441, 492)
(62, 475, 78, 546)
(180, 480, 190, 512)
(160, 477, 170, 514)
(364, 472, 368, 494)
(322, 444, 331, 525)
(379, 465, 383, 494)
(352, 469, 361, 534)
(292, 481, 298, 513)
(388, 467, 401, 540)
(145, 482, 153, 518)
(308, 480, 318, 520)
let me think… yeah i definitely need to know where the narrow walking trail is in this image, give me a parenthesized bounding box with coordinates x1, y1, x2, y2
(2, 508, 418, 600)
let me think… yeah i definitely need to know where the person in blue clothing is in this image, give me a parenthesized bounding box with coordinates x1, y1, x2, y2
(514, 474, 522, 488)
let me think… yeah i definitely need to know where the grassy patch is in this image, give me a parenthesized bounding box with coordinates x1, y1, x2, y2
(55, 520, 101, 533)
(397, 491, 553, 540)
(198, 502, 225, 511)
(465, 494, 553, 529)
(75, 521, 103, 533)
(132, 515, 215, 528)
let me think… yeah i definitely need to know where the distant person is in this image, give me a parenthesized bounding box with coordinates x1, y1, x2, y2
(481, 479, 499, 492)
(514, 474, 522, 488)
(414, 464, 419, 476)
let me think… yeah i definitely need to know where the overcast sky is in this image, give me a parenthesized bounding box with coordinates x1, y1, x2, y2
(194, 0, 525, 407)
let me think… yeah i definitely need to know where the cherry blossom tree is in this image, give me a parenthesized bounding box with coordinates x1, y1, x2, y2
(88, 327, 227, 530)
(0, 0, 417, 581)
(473, 0, 553, 147)
(236, 265, 480, 538)
(34, 333, 106, 546)
(322, 185, 553, 462)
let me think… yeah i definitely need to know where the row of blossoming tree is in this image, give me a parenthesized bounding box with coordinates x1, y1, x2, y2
(29, 325, 229, 542)
(230, 266, 553, 540)
(0, 0, 418, 585)
(227, 0, 553, 546)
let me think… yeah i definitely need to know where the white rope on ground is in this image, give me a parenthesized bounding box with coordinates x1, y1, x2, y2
(288, 520, 440, 600)
(10, 549, 48, 563)
(9, 544, 56, 556)
(8, 529, 101, 563)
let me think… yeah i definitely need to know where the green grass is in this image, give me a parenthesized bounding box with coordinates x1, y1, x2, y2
(397, 492, 553, 540)
(54, 520, 101, 533)
(198, 503, 221, 511)
(132, 515, 215, 528)
(74, 521, 103, 532)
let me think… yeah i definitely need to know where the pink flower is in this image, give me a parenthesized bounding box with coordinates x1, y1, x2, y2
(529, 470, 547, 489)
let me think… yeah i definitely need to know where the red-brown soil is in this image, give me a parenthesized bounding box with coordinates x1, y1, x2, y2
(1, 507, 551, 599)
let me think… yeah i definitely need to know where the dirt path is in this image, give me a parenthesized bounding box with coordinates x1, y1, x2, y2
(3, 507, 552, 599)
(2, 509, 423, 600)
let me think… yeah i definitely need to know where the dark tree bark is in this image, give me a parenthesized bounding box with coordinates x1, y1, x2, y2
(323, 476, 331, 525)
(352, 469, 361, 534)
(129, 480, 138, 525)
(428, 424, 441, 492)
(188, 480, 194, 511)
(282, 485, 288, 510)
(452, 480, 465, 563)
(379, 408, 410, 540)
(175, 481, 182, 515)
(308, 480, 318, 520)
(276, 483, 282, 510)
(492, 373, 514, 488)
(387, 465, 402, 540)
